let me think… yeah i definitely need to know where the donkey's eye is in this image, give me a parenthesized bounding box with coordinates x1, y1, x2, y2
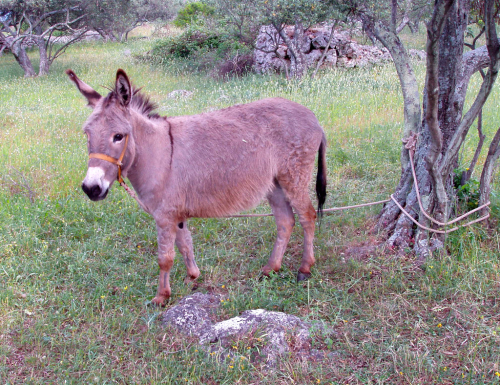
(113, 134, 124, 143)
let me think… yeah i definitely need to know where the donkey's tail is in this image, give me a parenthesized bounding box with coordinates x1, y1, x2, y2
(315, 133, 327, 219)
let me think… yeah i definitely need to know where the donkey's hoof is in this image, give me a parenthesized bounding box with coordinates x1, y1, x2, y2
(184, 275, 198, 284)
(297, 271, 311, 282)
(150, 295, 168, 307)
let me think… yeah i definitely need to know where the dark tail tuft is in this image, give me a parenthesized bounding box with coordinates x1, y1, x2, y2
(316, 134, 327, 221)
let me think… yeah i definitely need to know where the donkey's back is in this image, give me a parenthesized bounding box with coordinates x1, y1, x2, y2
(167, 98, 325, 218)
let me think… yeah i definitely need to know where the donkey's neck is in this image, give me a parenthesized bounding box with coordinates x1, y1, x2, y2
(125, 112, 172, 213)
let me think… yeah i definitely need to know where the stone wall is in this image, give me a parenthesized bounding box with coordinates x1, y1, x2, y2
(254, 25, 396, 73)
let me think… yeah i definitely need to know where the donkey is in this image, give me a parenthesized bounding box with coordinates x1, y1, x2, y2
(67, 69, 327, 305)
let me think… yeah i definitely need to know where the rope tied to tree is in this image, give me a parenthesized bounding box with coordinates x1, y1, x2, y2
(119, 132, 491, 235)
(393, 131, 490, 234)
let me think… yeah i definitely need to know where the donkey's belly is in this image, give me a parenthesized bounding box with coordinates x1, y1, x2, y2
(184, 169, 275, 218)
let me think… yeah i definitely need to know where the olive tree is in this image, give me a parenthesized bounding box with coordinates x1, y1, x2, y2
(0, 0, 177, 77)
(0, 0, 86, 76)
(348, 0, 500, 258)
(86, 0, 177, 42)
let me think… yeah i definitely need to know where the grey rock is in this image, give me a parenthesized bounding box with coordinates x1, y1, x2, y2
(161, 292, 220, 336)
(167, 89, 194, 99)
(409, 49, 427, 60)
(162, 293, 331, 366)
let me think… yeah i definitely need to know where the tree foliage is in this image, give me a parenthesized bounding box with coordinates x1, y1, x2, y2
(173, 1, 214, 28)
(0, 0, 86, 76)
(86, 0, 177, 42)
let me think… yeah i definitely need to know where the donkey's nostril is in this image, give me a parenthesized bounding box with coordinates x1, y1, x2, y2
(82, 183, 102, 200)
(90, 185, 102, 197)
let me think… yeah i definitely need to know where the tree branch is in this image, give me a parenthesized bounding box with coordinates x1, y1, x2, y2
(49, 29, 88, 63)
(360, 13, 421, 169)
(311, 21, 338, 79)
(440, 0, 500, 176)
(479, 126, 500, 211)
(464, 26, 485, 50)
(38, 13, 86, 39)
(461, 110, 485, 184)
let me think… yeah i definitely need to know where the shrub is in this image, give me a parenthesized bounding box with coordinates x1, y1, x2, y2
(151, 27, 224, 58)
(173, 1, 215, 28)
(148, 26, 253, 78)
(216, 53, 254, 79)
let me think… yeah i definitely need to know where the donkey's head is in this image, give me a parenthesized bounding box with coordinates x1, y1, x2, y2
(66, 69, 136, 201)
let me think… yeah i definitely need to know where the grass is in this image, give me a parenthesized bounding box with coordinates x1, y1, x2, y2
(1, 31, 500, 384)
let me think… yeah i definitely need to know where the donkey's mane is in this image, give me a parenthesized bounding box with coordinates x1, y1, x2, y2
(105, 85, 161, 119)
(130, 88, 161, 119)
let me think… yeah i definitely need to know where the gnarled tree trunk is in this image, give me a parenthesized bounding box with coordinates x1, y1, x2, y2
(10, 38, 37, 77)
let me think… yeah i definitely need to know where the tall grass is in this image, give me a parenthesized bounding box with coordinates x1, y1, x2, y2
(1, 36, 500, 384)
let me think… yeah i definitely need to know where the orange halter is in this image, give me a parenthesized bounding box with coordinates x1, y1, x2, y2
(88, 134, 129, 184)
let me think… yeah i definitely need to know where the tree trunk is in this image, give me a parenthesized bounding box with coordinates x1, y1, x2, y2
(95, 28, 119, 42)
(34, 27, 50, 76)
(10, 39, 37, 77)
(277, 20, 308, 79)
(479, 127, 500, 213)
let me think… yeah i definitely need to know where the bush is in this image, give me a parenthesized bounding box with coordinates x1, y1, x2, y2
(151, 27, 225, 58)
(148, 26, 254, 77)
(216, 53, 254, 79)
(173, 1, 215, 28)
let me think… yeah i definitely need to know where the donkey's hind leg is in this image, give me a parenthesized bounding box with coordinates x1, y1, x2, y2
(286, 192, 317, 282)
(262, 185, 295, 276)
(175, 221, 201, 283)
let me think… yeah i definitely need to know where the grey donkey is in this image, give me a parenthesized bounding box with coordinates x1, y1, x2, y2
(67, 69, 327, 305)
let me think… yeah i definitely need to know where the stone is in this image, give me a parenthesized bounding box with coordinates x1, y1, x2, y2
(312, 34, 329, 49)
(161, 292, 220, 336)
(305, 49, 323, 67)
(161, 293, 334, 366)
(409, 49, 427, 60)
(167, 89, 194, 99)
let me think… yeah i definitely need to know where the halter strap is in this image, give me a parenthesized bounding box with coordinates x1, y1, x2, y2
(88, 134, 129, 184)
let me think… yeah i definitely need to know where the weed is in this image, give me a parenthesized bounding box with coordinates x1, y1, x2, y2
(454, 167, 481, 210)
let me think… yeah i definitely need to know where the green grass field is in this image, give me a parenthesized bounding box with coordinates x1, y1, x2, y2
(1, 34, 500, 384)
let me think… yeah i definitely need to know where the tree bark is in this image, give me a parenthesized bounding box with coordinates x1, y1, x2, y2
(10, 39, 37, 77)
(34, 27, 50, 76)
(311, 22, 337, 79)
(479, 127, 500, 212)
(277, 20, 307, 79)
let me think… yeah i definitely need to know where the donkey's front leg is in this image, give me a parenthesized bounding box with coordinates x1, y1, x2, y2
(152, 222, 177, 306)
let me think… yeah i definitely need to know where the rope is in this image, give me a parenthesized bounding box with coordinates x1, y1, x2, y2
(120, 181, 152, 215)
(226, 198, 391, 218)
(390, 194, 490, 234)
(398, 132, 491, 234)
(118, 132, 490, 235)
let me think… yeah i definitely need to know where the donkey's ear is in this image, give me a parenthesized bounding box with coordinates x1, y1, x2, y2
(65, 69, 101, 109)
(115, 69, 132, 107)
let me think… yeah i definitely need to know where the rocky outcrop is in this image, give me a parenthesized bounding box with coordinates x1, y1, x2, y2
(254, 25, 399, 73)
(161, 293, 333, 366)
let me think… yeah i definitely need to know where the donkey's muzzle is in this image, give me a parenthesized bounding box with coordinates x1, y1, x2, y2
(82, 183, 108, 201)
